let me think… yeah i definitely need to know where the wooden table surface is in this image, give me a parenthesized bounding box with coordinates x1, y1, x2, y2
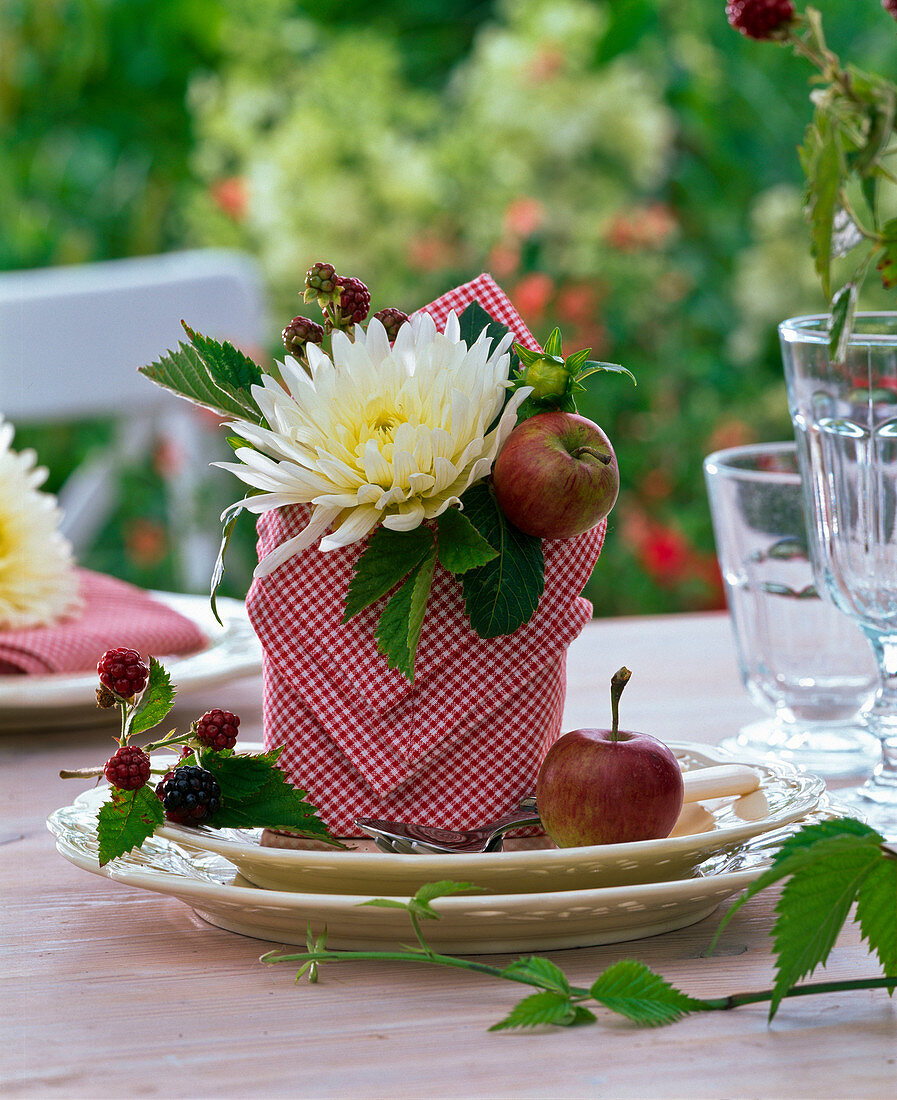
(3, 612, 894, 1099)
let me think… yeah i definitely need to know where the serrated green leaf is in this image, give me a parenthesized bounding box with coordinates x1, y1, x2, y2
(343, 526, 436, 621)
(139, 342, 253, 421)
(577, 360, 637, 385)
(459, 482, 544, 639)
(436, 507, 498, 574)
(854, 855, 897, 982)
(501, 956, 571, 995)
(96, 784, 164, 866)
(829, 282, 858, 362)
(196, 749, 274, 800)
(203, 764, 340, 843)
(127, 657, 175, 738)
(589, 961, 709, 1027)
(488, 990, 577, 1031)
(414, 880, 484, 905)
(374, 545, 437, 682)
(711, 818, 881, 951)
(768, 838, 884, 1018)
(800, 113, 841, 300)
(182, 323, 264, 397)
(359, 898, 413, 911)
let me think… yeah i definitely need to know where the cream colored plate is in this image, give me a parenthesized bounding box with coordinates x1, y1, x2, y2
(48, 789, 839, 953)
(0, 594, 261, 730)
(151, 743, 824, 895)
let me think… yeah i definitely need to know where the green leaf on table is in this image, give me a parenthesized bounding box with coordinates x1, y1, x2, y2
(501, 956, 571, 995)
(708, 817, 888, 1019)
(435, 507, 498, 575)
(374, 544, 438, 682)
(127, 657, 175, 738)
(588, 961, 710, 1027)
(855, 854, 897, 982)
(459, 481, 544, 639)
(489, 990, 580, 1031)
(343, 526, 436, 621)
(196, 748, 274, 800)
(361, 880, 484, 919)
(96, 784, 164, 866)
(204, 760, 340, 844)
(799, 112, 842, 300)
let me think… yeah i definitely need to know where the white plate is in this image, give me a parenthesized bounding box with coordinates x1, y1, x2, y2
(0, 593, 261, 730)
(153, 743, 825, 895)
(48, 788, 839, 953)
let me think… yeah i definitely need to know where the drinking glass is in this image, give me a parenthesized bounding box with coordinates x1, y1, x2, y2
(781, 313, 897, 833)
(704, 442, 878, 778)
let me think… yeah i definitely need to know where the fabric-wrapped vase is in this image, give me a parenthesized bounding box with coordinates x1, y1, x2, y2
(245, 275, 605, 835)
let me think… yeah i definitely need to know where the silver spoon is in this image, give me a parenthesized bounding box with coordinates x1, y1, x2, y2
(356, 796, 540, 855)
(355, 765, 760, 854)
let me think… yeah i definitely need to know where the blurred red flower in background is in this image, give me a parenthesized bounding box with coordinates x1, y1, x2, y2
(511, 272, 555, 325)
(209, 176, 248, 221)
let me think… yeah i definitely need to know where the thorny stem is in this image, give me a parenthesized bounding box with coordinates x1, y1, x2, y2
(263, 945, 896, 1020)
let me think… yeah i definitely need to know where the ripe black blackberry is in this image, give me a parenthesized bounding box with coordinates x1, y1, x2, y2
(97, 648, 149, 699)
(283, 315, 325, 358)
(373, 308, 410, 342)
(305, 261, 339, 296)
(104, 745, 152, 790)
(726, 0, 795, 39)
(155, 766, 222, 825)
(195, 709, 240, 751)
(336, 276, 371, 325)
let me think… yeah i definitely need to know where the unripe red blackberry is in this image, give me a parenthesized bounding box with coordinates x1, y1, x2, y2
(155, 766, 221, 825)
(336, 276, 371, 325)
(305, 261, 339, 296)
(884, 0, 897, 22)
(97, 648, 149, 699)
(283, 315, 325, 358)
(726, 0, 795, 39)
(372, 307, 410, 342)
(195, 708, 240, 751)
(104, 745, 152, 791)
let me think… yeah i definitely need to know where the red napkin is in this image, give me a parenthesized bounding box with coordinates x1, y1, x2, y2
(247, 274, 606, 833)
(0, 569, 208, 676)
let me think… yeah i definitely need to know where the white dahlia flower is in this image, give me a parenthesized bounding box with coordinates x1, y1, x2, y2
(219, 310, 530, 576)
(0, 419, 80, 629)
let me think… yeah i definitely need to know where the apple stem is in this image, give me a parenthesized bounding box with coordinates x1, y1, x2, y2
(610, 666, 632, 741)
(572, 446, 611, 465)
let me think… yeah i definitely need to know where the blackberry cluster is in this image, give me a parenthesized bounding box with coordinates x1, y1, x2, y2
(336, 276, 371, 325)
(97, 648, 149, 699)
(305, 261, 339, 297)
(283, 315, 325, 357)
(726, 0, 795, 38)
(104, 745, 152, 791)
(155, 766, 222, 825)
(373, 307, 410, 342)
(195, 709, 241, 751)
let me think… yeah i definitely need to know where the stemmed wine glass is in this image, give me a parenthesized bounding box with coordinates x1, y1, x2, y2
(781, 313, 897, 835)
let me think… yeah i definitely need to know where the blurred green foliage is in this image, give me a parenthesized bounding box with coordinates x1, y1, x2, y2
(5, 0, 896, 614)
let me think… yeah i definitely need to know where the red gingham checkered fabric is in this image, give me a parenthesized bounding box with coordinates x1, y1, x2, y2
(0, 569, 207, 675)
(246, 275, 605, 833)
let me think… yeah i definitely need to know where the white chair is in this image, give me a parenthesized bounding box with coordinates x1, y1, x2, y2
(0, 249, 267, 591)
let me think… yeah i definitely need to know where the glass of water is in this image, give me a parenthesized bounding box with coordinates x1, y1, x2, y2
(704, 441, 878, 778)
(781, 313, 897, 832)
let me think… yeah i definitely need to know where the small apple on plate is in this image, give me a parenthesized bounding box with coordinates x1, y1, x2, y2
(536, 667, 684, 847)
(491, 410, 619, 539)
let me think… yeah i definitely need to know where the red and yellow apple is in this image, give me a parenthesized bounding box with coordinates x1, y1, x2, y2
(536, 668, 684, 847)
(491, 410, 619, 539)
